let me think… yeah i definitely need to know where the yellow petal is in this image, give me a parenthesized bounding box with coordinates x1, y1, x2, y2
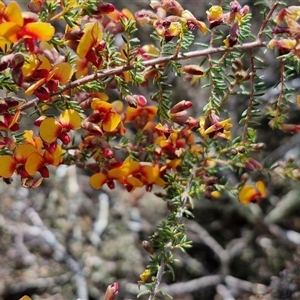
(23, 130, 43, 151)
(19, 296, 32, 300)
(0, 22, 21, 42)
(238, 185, 255, 205)
(14, 144, 38, 164)
(140, 269, 151, 283)
(206, 6, 223, 21)
(76, 57, 89, 79)
(102, 111, 121, 132)
(91, 99, 112, 111)
(0, 36, 12, 52)
(59, 109, 81, 130)
(297, 95, 300, 106)
(256, 181, 266, 198)
(49, 62, 73, 85)
(154, 177, 166, 187)
(89, 172, 108, 189)
(5, 2, 23, 26)
(25, 78, 46, 95)
(0, 155, 16, 178)
(77, 22, 103, 59)
(140, 165, 159, 183)
(39, 118, 62, 143)
(118, 159, 140, 176)
(126, 176, 143, 187)
(21, 22, 55, 41)
(112, 100, 123, 114)
(44, 144, 63, 166)
(25, 152, 45, 176)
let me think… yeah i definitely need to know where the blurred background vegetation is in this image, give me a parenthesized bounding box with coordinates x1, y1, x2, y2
(1, 0, 300, 299)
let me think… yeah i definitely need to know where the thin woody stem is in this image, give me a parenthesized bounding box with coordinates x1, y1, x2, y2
(257, 0, 279, 39)
(242, 48, 256, 143)
(21, 40, 266, 111)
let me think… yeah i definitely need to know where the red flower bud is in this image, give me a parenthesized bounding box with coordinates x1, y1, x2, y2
(170, 100, 193, 114)
(96, 3, 115, 14)
(245, 158, 262, 172)
(58, 132, 71, 145)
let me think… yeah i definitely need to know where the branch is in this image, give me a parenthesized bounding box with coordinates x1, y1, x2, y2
(90, 192, 110, 247)
(161, 275, 222, 295)
(257, 0, 280, 39)
(21, 40, 266, 110)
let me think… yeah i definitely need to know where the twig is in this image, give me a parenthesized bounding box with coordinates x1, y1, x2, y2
(257, 0, 280, 39)
(225, 275, 267, 294)
(268, 224, 300, 246)
(161, 275, 222, 295)
(216, 284, 235, 300)
(21, 40, 266, 110)
(262, 133, 300, 164)
(90, 192, 110, 247)
(242, 48, 256, 143)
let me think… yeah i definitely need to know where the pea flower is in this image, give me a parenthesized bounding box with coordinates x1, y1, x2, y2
(0, 144, 48, 187)
(238, 181, 266, 205)
(199, 110, 232, 140)
(36, 109, 81, 145)
(90, 98, 123, 132)
(0, 1, 54, 52)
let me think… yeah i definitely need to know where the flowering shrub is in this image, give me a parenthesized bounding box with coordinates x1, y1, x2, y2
(1, 0, 300, 299)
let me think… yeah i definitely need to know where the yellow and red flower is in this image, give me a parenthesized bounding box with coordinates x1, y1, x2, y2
(36, 109, 81, 145)
(0, 1, 54, 51)
(199, 111, 232, 140)
(0, 144, 48, 185)
(124, 106, 157, 130)
(90, 158, 165, 191)
(238, 181, 266, 205)
(105, 8, 135, 35)
(89, 98, 123, 132)
(22, 54, 73, 99)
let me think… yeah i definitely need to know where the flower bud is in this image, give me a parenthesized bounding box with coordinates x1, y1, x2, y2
(240, 173, 249, 183)
(166, 200, 174, 212)
(182, 65, 204, 76)
(96, 3, 115, 14)
(170, 100, 193, 114)
(245, 158, 262, 172)
(237, 146, 245, 153)
(81, 121, 103, 136)
(252, 143, 266, 151)
(230, 149, 238, 156)
(11, 53, 25, 69)
(142, 240, 154, 254)
(203, 176, 218, 185)
(161, 0, 184, 16)
(135, 9, 158, 25)
(104, 282, 119, 300)
(125, 94, 147, 108)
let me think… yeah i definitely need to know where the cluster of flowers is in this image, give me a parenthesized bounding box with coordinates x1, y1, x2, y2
(0, 0, 271, 204)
